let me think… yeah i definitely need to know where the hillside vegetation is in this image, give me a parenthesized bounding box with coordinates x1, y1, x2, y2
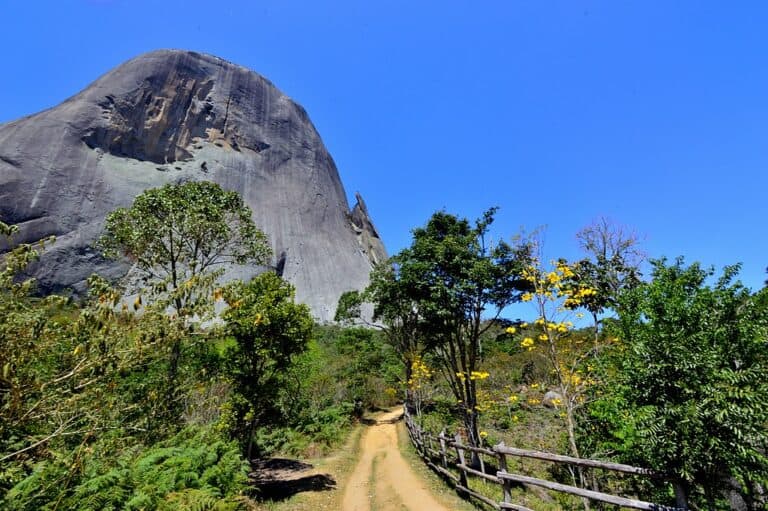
(0, 184, 400, 510)
(339, 210, 768, 510)
(1, 186, 767, 510)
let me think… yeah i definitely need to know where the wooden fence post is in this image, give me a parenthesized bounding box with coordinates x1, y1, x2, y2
(439, 429, 448, 468)
(497, 441, 513, 504)
(454, 433, 469, 495)
(673, 483, 688, 510)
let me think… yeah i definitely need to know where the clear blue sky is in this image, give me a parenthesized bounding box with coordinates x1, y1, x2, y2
(2, 1, 767, 291)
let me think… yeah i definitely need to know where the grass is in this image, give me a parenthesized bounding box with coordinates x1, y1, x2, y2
(250, 421, 364, 511)
(395, 420, 482, 511)
(398, 413, 586, 511)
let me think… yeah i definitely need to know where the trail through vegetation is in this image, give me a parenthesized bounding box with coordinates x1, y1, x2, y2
(341, 408, 449, 511)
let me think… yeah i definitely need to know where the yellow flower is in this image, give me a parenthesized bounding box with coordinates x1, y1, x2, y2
(479, 431, 488, 438)
(520, 337, 534, 348)
(505, 326, 517, 334)
(521, 292, 533, 302)
(520, 322, 529, 328)
(538, 334, 548, 341)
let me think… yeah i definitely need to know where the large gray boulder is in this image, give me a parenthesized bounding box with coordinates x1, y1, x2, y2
(0, 49, 386, 322)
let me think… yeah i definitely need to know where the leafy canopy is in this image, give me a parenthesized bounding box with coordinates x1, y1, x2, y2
(221, 272, 314, 457)
(590, 259, 768, 508)
(99, 180, 270, 313)
(376, 208, 532, 449)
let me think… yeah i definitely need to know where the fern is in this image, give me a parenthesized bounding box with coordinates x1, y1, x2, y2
(3, 425, 249, 511)
(161, 488, 220, 511)
(69, 467, 130, 511)
(124, 488, 154, 510)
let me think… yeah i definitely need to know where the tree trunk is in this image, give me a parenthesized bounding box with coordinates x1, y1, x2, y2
(464, 405, 482, 467)
(565, 403, 591, 511)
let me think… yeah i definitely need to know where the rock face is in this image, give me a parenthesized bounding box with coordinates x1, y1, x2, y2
(0, 49, 386, 321)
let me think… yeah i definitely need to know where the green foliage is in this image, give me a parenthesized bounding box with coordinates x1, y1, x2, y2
(2, 211, 410, 507)
(98, 181, 271, 407)
(331, 327, 401, 408)
(377, 208, 532, 448)
(585, 259, 768, 508)
(98, 180, 270, 315)
(221, 272, 314, 457)
(334, 290, 364, 324)
(251, 325, 400, 457)
(1, 215, 247, 507)
(3, 425, 248, 511)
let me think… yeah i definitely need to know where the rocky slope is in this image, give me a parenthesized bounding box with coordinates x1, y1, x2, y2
(0, 49, 386, 321)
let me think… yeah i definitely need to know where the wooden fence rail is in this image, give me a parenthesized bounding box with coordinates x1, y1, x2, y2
(402, 406, 687, 511)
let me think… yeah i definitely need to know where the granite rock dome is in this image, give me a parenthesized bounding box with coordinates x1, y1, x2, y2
(0, 49, 386, 321)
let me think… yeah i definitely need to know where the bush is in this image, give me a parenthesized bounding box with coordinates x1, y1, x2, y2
(3, 425, 249, 511)
(584, 259, 768, 509)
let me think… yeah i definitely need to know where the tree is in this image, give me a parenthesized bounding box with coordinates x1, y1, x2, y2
(381, 209, 531, 451)
(99, 181, 271, 389)
(594, 259, 768, 509)
(221, 272, 314, 459)
(99, 180, 270, 316)
(516, 253, 603, 508)
(571, 217, 643, 343)
(0, 219, 185, 482)
(335, 264, 426, 403)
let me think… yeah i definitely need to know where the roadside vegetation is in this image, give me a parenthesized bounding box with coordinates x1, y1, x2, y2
(2, 184, 766, 510)
(343, 209, 768, 510)
(0, 182, 398, 510)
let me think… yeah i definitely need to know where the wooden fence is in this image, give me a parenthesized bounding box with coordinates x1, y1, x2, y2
(402, 406, 687, 511)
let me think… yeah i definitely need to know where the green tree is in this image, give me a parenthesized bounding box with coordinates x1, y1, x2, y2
(335, 264, 425, 403)
(221, 272, 314, 458)
(99, 181, 271, 388)
(381, 209, 531, 451)
(331, 327, 401, 410)
(99, 180, 270, 316)
(592, 259, 768, 509)
(0, 219, 192, 494)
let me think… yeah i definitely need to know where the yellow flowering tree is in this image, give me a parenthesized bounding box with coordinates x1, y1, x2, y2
(518, 253, 602, 494)
(408, 355, 434, 423)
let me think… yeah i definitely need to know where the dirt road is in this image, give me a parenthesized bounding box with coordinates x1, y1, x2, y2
(341, 408, 450, 511)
